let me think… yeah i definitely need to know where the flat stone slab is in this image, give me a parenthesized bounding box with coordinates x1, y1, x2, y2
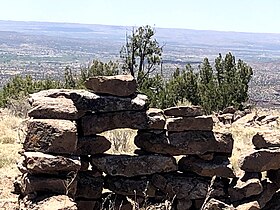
(84, 75, 137, 96)
(75, 171, 104, 199)
(164, 106, 204, 117)
(17, 152, 81, 175)
(90, 154, 177, 177)
(24, 119, 77, 155)
(166, 116, 213, 132)
(16, 173, 77, 197)
(146, 108, 166, 130)
(29, 89, 147, 113)
(28, 97, 84, 120)
(252, 131, 280, 149)
(81, 111, 148, 135)
(76, 135, 111, 155)
(178, 155, 235, 178)
(239, 148, 280, 172)
(135, 130, 234, 155)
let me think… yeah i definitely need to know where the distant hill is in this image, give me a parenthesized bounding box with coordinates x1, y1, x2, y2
(0, 20, 280, 108)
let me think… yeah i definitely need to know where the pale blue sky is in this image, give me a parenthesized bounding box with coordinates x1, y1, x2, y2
(0, 0, 280, 33)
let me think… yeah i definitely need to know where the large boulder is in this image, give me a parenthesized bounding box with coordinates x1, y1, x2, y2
(16, 173, 77, 197)
(84, 75, 137, 97)
(17, 152, 81, 175)
(24, 119, 77, 155)
(75, 171, 104, 199)
(29, 89, 147, 113)
(252, 131, 280, 149)
(178, 155, 235, 178)
(239, 148, 280, 172)
(76, 135, 111, 155)
(166, 116, 213, 132)
(135, 130, 234, 155)
(28, 97, 84, 120)
(81, 111, 148, 135)
(90, 154, 177, 177)
(164, 106, 204, 117)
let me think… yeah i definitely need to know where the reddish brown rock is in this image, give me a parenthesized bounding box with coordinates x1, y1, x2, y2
(239, 148, 280, 172)
(28, 97, 84, 120)
(17, 173, 77, 197)
(146, 108, 166, 129)
(236, 201, 260, 210)
(76, 135, 111, 155)
(90, 154, 177, 177)
(23, 119, 77, 155)
(252, 131, 280, 149)
(17, 152, 81, 175)
(164, 106, 204, 117)
(229, 178, 263, 202)
(135, 130, 233, 155)
(166, 115, 213, 132)
(84, 75, 137, 96)
(178, 155, 235, 178)
(29, 89, 147, 113)
(256, 180, 279, 208)
(75, 171, 103, 199)
(81, 111, 148, 135)
(202, 198, 235, 210)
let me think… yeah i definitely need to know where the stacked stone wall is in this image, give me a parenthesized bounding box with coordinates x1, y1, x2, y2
(13, 75, 278, 209)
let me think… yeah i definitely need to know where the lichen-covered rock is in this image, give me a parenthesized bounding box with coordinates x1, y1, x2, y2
(135, 130, 233, 155)
(239, 148, 280, 172)
(90, 154, 177, 177)
(76, 135, 111, 155)
(17, 152, 81, 175)
(75, 171, 103, 199)
(178, 155, 235, 178)
(81, 111, 148, 135)
(24, 119, 77, 155)
(166, 115, 213, 132)
(164, 106, 204, 117)
(252, 131, 280, 149)
(28, 97, 84, 120)
(29, 89, 147, 113)
(84, 75, 137, 96)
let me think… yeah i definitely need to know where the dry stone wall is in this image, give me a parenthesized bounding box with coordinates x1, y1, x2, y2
(13, 75, 278, 210)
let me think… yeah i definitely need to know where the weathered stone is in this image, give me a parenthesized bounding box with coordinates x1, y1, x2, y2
(236, 201, 260, 210)
(256, 180, 278, 208)
(29, 89, 147, 112)
(177, 199, 192, 210)
(90, 154, 177, 177)
(146, 108, 166, 129)
(239, 148, 280, 172)
(263, 192, 280, 210)
(105, 176, 156, 197)
(17, 152, 81, 175)
(202, 198, 235, 210)
(81, 111, 148, 135)
(151, 173, 226, 200)
(222, 106, 237, 114)
(101, 193, 133, 210)
(164, 105, 204, 117)
(197, 153, 215, 160)
(75, 171, 103, 199)
(229, 178, 263, 202)
(18, 173, 77, 197)
(76, 200, 100, 210)
(80, 156, 90, 171)
(252, 131, 280, 149)
(135, 130, 233, 155)
(166, 115, 213, 131)
(178, 155, 235, 178)
(218, 113, 234, 124)
(267, 169, 280, 186)
(24, 119, 77, 154)
(84, 75, 137, 96)
(28, 97, 84, 120)
(23, 195, 78, 210)
(76, 135, 111, 155)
